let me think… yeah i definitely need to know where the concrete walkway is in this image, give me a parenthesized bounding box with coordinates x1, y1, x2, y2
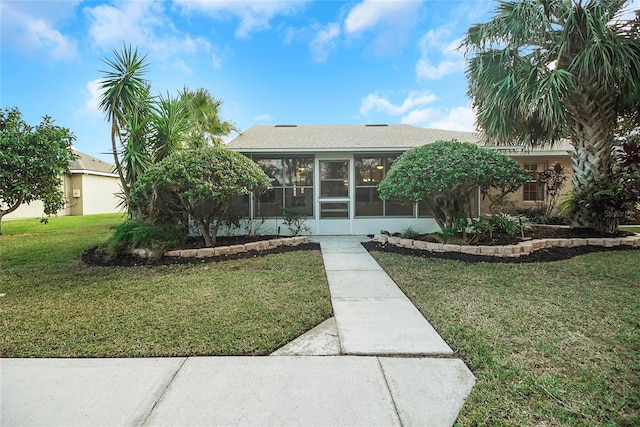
(1, 236, 475, 426)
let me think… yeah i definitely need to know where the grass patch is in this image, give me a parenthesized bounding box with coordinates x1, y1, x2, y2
(620, 225, 640, 233)
(1, 215, 332, 357)
(370, 250, 640, 426)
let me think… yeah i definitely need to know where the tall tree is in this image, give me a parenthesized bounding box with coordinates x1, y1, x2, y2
(0, 107, 76, 234)
(151, 92, 190, 162)
(179, 87, 237, 147)
(98, 45, 150, 212)
(463, 0, 640, 231)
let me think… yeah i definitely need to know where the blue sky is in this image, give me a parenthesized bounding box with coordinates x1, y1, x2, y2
(3, 0, 638, 163)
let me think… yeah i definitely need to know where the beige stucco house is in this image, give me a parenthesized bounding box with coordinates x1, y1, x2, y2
(226, 124, 573, 235)
(5, 148, 121, 220)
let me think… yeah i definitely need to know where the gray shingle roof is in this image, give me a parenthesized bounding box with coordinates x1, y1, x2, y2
(70, 148, 116, 175)
(226, 124, 483, 151)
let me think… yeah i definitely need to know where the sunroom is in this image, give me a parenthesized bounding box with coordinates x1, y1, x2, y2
(226, 124, 571, 236)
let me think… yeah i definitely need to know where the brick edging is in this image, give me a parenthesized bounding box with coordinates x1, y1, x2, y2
(131, 236, 309, 259)
(372, 234, 640, 258)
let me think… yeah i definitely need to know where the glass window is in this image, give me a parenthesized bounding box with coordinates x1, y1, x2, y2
(255, 158, 283, 186)
(355, 187, 383, 216)
(285, 187, 313, 216)
(229, 194, 250, 217)
(252, 156, 314, 218)
(254, 188, 283, 218)
(320, 202, 349, 219)
(320, 161, 349, 198)
(523, 162, 546, 201)
(355, 154, 413, 217)
(385, 199, 414, 216)
(355, 158, 384, 185)
(418, 200, 434, 218)
(282, 158, 313, 186)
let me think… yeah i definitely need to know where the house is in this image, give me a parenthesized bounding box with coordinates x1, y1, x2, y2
(226, 124, 573, 236)
(4, 148, 121, 220)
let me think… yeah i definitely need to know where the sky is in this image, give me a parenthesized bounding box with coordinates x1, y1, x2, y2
(2, 0, 639, 163)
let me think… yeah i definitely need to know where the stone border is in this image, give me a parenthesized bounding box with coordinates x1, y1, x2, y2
(131, 236, 309, 259)
(372, 234, 640, 258)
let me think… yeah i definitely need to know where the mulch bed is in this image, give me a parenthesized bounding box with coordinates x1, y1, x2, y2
(83, 226, 638, 266)
(365, 226, 639, 263)
(82, 242, 321, 267)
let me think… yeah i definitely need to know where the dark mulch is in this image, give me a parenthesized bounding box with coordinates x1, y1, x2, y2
(363, 241, 639, 263)
(82, 242, 321, 267)
(83, 226, 638, 266)
(405, 225, 631, 246)
(365, 225, 638, 263)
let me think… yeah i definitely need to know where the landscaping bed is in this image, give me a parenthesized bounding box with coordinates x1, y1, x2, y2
(366, 225, 640, 263)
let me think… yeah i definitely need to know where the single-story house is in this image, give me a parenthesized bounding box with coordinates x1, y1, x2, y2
(5, 148, 121, 220)
(226, 124, 573, 236)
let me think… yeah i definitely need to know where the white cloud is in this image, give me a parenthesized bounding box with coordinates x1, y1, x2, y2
(309, 23, 341, 63)
(360, 91, 438, 117)
(415, 28, 465, 80)
(86, 2, 210, 61)
(0, 1, 78, 61)
(344, 0, 422, 34)
(343, 0, 423, 57)
(82, 78, 104, 119)
(404, 106, 477, 132)
(175, 0, 307, 39)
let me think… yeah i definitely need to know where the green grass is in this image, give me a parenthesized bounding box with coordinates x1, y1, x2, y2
(370, 250, 640, 426)
(620, 225, 640, 233)
(1, 214, 332, 357)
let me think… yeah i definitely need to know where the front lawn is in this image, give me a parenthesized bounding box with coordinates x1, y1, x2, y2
(370, 249, 640, 426)
(1, 214, 332, 357)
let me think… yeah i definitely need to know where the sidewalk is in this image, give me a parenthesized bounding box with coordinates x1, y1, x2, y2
(1, 236, 475, 426)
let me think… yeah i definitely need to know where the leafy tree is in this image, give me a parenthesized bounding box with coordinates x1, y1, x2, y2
(98, 45, 151, 211)
(378, 140, 529, 231)
(463, 0, 640, 232)
(131, 147, 271, 247)
(0, 107, 76, 234)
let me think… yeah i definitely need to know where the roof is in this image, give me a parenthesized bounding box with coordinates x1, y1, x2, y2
(226, 124, 482, 152)
(70, 148, 117, 176)
(226, 124, 573, 155)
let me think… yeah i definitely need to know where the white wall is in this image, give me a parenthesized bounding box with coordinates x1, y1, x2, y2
(78, 174, 121, 215)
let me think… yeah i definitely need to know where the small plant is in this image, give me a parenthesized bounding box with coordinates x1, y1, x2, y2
(400, 225, 421, 239)
(282, 207, 310, 236)
(536, 162, 568, 217)
(104, 218, 184, 257)
(244, 217, 266, 237)
(488, 213, 529, 236)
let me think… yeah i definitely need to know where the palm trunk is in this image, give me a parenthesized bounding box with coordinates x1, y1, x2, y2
(566, 76, 618, 232)
(110, 119, 131, 213)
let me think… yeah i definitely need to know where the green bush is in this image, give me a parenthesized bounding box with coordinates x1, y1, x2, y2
(104, 218, 184, 256)
(282, 207, 310, 236)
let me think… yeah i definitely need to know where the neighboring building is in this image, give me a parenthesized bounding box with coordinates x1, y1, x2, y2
(226, 124, 573, 236)
(5, 148, 121, 220)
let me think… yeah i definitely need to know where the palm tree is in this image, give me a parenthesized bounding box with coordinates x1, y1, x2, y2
(151, 92, 190, 162)
(179, 87, 238, 147)
(98, 45, 150, 211)
(463, 0, 640, 231)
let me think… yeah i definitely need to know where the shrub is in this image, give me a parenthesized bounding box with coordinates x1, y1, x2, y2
(378, 140, 529, 231)
(104, 218, 184, 256)
(132, 147, 271, 247)
(282, 207, 310, 236)
(400, 225, 421, 239)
